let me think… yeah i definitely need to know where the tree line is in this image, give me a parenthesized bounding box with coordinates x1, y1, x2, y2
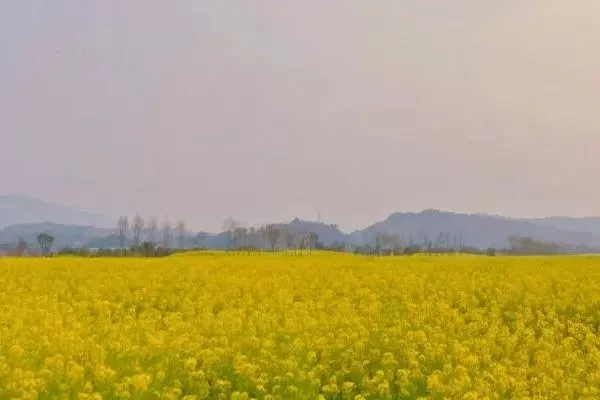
(4, 214, 591, 257)
(0, 234, 56, 257)
(60, 216, 325, 257)
(220, 218, 320, 254)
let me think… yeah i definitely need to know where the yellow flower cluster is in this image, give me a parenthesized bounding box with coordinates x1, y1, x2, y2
(1, 253, 600, 399)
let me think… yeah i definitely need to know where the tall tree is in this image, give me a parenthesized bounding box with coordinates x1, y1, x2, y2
(146, 217, 158, 247)
(264, 224, 282, 252)
(37, 233, 55, 257)
(457, 230, 466, 253)
(233, 226, 248, 251)
(390, 234, 402, 255)
(161, 219, 172, 249)
(222, 218, 238, 250)
(308, 232, 319, 254)
(298, 232, 308, 255)
(117, 216, 129, 255)
(176, 220, 186, 249)
(246, 226, 262, 252)
(284, 227, 298, 254)
(418, 232, 431, 254)
(131, 215, 144, 249)
(374, 233, 387, 255)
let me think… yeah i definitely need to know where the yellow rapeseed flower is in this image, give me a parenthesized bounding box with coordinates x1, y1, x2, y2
(2, 253, 600, 398)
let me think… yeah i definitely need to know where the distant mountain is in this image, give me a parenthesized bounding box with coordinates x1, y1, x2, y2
(351, 209, 600, 250)
(3, 196, 600, 253)
(287, 219, 347, 246)
(84, 234, 125, 249)
(0, 195, 111, 229)
(527, 217, 600, 237)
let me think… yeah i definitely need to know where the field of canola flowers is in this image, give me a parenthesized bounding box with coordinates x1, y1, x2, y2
(2, 253, 600, 399)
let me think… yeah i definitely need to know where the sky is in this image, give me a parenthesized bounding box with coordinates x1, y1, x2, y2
(1, 1, 600, 232)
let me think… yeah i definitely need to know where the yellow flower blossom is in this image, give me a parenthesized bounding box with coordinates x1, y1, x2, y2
(1, 253, 600, 398)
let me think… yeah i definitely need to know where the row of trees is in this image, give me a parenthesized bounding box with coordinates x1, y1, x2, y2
(113, 217, 476, 256)
(354, 231, 469, 256)
(116, 215, 187, 254)
(26, 215, 581, 258)
(112, 216, 323, 256)
(221, 218, 320, 253)
(505, 236, 593, 255)
(3, 233, 55, 257)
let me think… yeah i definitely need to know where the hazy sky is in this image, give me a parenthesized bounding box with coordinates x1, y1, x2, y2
(2, 1, 599, 231)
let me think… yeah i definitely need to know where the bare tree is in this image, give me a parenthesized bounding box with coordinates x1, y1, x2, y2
(458, 230, 466, 253)
(443, 233, 450, 252)
(284, 226, 298, 254)
(298, 231, 308, 255)
(434, 233, 445, 254)
(146, 217, 158, 247)
(161, 219, 172, 249)
(308, 232, 319, 254)
(264, 224, 282, 252)
(176, 220, 186, 249)
(374, 233, 384, 255)
(117, 216, 129, 254)
(246, 226, 262, 253)
(233, 226, 248, 251)
(375, 232, 399, 255)
(131, 215, 144, 249)
(222, 218, 238, 251)
(418, 232, 431, 254)
(389, 234, 401, 255)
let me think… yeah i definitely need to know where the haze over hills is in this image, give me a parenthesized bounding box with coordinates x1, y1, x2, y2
(352, 210, 600, 250)
(0, 195, 112, 229)
(524, 217, 600, 237)
(0, 222, 112, 250)
(2, 196, 600, 251)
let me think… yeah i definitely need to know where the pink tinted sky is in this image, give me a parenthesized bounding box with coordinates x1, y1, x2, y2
(1, 1, 599, 231)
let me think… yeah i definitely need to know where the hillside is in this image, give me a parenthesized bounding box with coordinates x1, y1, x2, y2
(351, 210, 600, 250)
(287, 219, 347, 246)
(527, 217, 600, 237)
(3, 195, 600, 252)
(0, 195, 111, 229)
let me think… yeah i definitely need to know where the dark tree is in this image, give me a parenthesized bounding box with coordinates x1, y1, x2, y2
(140, 241, 156, 257)
(37, 233, 55, 257)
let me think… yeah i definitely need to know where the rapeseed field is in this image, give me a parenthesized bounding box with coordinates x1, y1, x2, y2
(1, 253, 600, 399)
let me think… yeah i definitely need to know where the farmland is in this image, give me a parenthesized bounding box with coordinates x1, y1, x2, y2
(1, 253, 600, 399)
